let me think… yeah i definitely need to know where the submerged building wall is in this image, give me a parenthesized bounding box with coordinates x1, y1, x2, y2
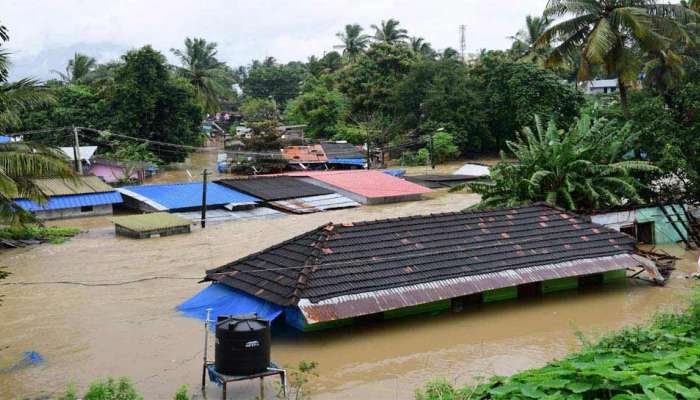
(34, 204, 113, 220)
(590, 206, 689, 245)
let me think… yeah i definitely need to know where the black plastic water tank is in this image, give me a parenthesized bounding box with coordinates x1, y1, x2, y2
(214, 314, 271, 375)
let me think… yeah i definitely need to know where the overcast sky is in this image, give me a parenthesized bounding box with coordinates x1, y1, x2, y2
(3, 0, 546, 81)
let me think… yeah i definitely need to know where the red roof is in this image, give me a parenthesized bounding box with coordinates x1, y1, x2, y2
(287, 170, 432, 199)
(281, 145, 327, 163)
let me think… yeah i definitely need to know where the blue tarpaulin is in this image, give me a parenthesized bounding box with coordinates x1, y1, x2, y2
(0, 136, 11, 144)
(382, 169, 406, 177)
(13, 192, 123, 211)
(0, 351, 44, 373)
(327, 158, 365, 166)
(177, 283, 283, 324)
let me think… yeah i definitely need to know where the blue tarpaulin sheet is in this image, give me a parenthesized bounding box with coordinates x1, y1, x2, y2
(177, 284, 283, 324)
(0, 136, 11, 144)
(13, 192, 123, 211)
(382, 169, 406, 177)
(327, 158, 365, 166)
(0, 351, 44, 373)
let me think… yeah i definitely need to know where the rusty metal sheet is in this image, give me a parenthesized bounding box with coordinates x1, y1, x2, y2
(298, 254, 642, 324)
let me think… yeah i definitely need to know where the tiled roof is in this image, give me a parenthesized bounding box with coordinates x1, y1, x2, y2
(216, 176, 333, 201)
(281, 145, 327, 163)
(319, 142, 365, 159)
(117, 182, 259, 211)
(206, 204, 637, 309)
(111, 212, 191, 232)
(31, 176, 115, 196)
(14, 192, 123, 211)
(287, 170, 432, 199)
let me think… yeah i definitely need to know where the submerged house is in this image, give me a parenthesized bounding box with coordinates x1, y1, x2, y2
(319, 141, 366, 167)
(181, 204, 647, 331)
(588, 204, 695, 245)
(117, 182, 260, 213)
(216, 176, 360, 214)
(12, 176, 122, 220)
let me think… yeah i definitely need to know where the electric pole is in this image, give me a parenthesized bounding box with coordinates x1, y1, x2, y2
(72, 126, 83, 175)
(459, 25, 466, 63)
(201, 169, 209, 229)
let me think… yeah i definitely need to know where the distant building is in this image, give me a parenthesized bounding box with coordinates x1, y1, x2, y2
(12, 176, 122, 220)
(581, 79, 619, 94)
(89, 158, 147, 184)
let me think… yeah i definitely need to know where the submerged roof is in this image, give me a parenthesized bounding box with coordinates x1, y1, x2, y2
(269, 193, 360, 214)
(281, 145, 328, 163)
(111, 212, 191, 232)
(205, 204, 639, 321)
(405, 174, 480, 189)
(14, 192, 122, 211)
(31, 176, 115, 196)
(117, 182, 259, 211)
(216, 176, 333, 201)
(287, 170, 432, 199)
(319, 142, 365, 160)
(453, 163, 490, 177)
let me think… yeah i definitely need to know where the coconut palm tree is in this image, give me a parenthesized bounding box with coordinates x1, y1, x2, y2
(371, 19, 409, 44)
(52, 53, 97, 83)
(335, 24, 370, 61)
(469, 115, 659, 211)
(510, 15, 552, 65)
(0, 21, 53, 131)
(171, 37, 230, 112)
(409, 37, 435, 58)
(538, 0, 697, 118)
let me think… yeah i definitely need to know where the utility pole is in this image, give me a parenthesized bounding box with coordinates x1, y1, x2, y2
(72, 126, 83, 175)
(459, 25, 466, 63)
(201, 169, 209, 229)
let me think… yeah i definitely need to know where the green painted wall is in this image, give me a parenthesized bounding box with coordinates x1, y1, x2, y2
(384, 299, 451, 320)
(483, 286, 518, 303)
(541, 276, 579, 293)
(636, 206, 689, 245)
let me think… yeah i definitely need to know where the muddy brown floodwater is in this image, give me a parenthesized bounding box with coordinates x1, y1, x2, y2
(1, 188, 698, 399)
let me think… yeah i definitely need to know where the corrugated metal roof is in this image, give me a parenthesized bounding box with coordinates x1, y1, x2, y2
(111, 212, 191, 232)
(175, 207, 284, 222)
(320, 142, 365, 159)
(14, 191, 123, 211)
(405, 174, 479, 189)
(299, 254, 639, 323)
(205, 204, 640, 310)
(117, 182, 260, 211)
(287, 170, 432, 199)
(59, 146, 98, 161)
(453, 163, 490, 177)
(216, 176, 333, 201)
(269, 193, 360, 214)
(281, 145, 327, 163)
(32, 176, 115, 196)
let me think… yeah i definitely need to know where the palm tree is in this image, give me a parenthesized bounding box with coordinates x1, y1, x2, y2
(510, 15, 552, 65)
(409, 37, 435, 58)
(52, 53, 97, 83)
(538, 0, 697, 118)
(335, 24, 370, 61)
(171, 37, 230, 112)
(469, 115, 658, 211)
(0, 142, 74, 224)
(0, 21, 53, 131)
(371, 19, 409, 44)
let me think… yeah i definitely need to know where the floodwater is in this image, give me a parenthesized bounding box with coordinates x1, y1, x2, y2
(1, 190, 699, 399)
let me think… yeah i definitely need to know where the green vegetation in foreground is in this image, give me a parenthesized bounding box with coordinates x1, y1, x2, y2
(416, 291, 700, 400)
(0, 225, 79, 244)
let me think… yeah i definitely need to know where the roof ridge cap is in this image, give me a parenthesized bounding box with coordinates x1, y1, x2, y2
(287, 223, 335, 305)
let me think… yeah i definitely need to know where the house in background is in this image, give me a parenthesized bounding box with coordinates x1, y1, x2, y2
(89, 158, 146, 184)
(12, 176, 122, 220)
(320, 141, 366, 168)
(581, 79, 619, 94)
(588, 204, 695, 246)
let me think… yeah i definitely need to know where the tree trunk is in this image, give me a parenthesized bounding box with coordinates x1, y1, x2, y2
(618, 77, 630, 119)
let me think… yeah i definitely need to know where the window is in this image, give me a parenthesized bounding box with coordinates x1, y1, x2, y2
(80, 205, 94, 212)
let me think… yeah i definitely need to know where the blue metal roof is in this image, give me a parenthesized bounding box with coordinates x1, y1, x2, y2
(119, 182, 259, 210)
(14, 192, 123, 211)
(0, 136, 12, 144)
(328, 158, 365, 166)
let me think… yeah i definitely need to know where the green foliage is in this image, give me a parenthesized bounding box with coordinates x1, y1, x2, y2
(0, 225, 79, 243)
(430, 131, 460, 164)
(82, 377, 143, 400)
(240, 59, 307, 106)
(240, 97, 277, 122)
(470, 114, 658, 211)
(331, 123, 365, 145)
(172, 385, 192, 400)
(416, 291, 700, 400)
(469, 51, 584, 151)
(110, 46, 203, 163)
(52, 53, 97, 84)
(284, 79, 349, 138)
(286, 360, 319, 400)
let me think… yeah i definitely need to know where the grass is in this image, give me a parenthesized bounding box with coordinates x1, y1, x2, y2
(0, 225, 80, 244)
(415, 291, 700, 400)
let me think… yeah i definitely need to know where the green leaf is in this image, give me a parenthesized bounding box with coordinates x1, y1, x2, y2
(566, 382, 592, 394)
